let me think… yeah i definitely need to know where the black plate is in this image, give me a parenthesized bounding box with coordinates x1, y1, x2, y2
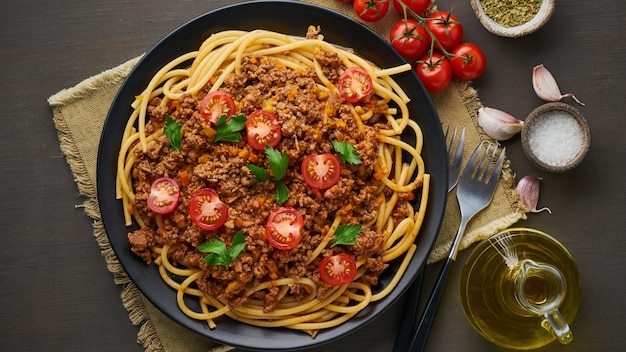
(97, 1, 447, 350)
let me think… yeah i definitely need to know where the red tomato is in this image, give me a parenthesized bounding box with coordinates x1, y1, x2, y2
(245, 109, 282, 150)
(392, 0, 431, 17)
(425, 11, 464, 51)
(198, 91, 237, 124)
(301, 154, 341, 189)
(389, 18, 430, 60)
(353, 0, 390, 22)
(319, 253, 357, 286)
(338, 67, 374, 103)
(147, 177, 180, 214)
(188, 188, 228, 231)
(449, 42, 487, 81)
(265, 207, 304, 250)
(415, 53, 452, 93)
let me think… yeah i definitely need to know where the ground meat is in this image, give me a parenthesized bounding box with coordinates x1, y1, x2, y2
(126, 48, 412, 313)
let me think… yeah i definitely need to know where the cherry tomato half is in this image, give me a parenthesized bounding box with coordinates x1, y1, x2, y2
(449, 42, 487, 81)
(425, 11, 464, 51)
(147, 177, 180, 214)
(245, 109, 282, 151)
(353, 0, 390, 22)
(392, 0, 431, 17)
(389, 18, 430, 60)
(319, 253, 357, 286)
(266, 207, 304, 250)
(188, 188, 228, 231)
(301, 154, 341, 190)
(198, 91, 237, 124)
(338, 67, 374, 103)
(415, 53, 453, 93)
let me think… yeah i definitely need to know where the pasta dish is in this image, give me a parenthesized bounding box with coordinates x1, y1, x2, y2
(116, 26, 430, 337)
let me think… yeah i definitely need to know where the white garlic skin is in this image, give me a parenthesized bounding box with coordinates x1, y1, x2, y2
(478, 107, 524, 141)
(532, 64, 585, 106)
(516, 175, 551, 214)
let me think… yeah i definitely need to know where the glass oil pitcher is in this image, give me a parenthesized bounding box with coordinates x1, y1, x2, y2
(460, 228, 581, 350)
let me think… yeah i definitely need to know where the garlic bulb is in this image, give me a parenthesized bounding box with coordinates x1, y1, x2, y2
(477, 106, 524, 141)
(532, 64, 585, 106)
(516, 175, 551, 214)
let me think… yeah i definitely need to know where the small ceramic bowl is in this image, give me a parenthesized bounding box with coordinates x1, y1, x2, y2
(470, 0, 555, 37)
(521, 102, 590, 173)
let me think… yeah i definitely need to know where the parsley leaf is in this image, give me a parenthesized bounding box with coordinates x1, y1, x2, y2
(247, 164, 271, 182)
(214, 114, 247, 143)
(331, 224, 362, 247)
(164, 115, 181, 152)
(197, 231, 247, 269)
(274, 181, 289, 204)
(246, 146, 290, 204)
(332, 140, 362, 165)
(265, 146, 289, 180)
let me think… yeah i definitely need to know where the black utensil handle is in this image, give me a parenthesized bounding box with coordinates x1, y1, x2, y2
(392, 268, 425, 352)
(407, 257, 455, 352)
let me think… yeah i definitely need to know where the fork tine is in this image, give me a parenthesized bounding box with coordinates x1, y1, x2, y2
(489, 146, 506, 185)
(446, 126, 465, 192)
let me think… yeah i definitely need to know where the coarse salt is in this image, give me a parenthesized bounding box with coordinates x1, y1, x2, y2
(528, 111, 583, 167)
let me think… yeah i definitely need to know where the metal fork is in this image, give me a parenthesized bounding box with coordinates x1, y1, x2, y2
(406, 141, 506, 352)
(392, 126, 465, 352)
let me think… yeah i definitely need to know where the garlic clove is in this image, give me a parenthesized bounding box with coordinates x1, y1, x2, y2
(516, 175, 551, 214)
(478, 106, 524, 141)
(532, 64, 585, 106)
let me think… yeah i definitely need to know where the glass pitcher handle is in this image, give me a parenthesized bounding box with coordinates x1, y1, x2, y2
(542, 308, 573, 345)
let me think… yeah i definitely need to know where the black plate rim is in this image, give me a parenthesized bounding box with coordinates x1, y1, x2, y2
(96, 1, 447, 350)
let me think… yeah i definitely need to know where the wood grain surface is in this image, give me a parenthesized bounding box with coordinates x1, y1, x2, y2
(1, 1, 624, 351)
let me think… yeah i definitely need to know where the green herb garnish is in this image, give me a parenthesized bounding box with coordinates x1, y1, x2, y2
(164, 115, 181, 152)
(197, 230, 247, 269)
(332, 140, 362, 165)
(331, 224, 362, 247)
(214, 114, 247, 143)
(247, 146, 290, 204)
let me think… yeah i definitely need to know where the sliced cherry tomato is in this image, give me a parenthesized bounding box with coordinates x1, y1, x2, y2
(245, 109, 282, 151)
(147, 177, 180, 214)
(188, 188, 228, 231)
(449, 42, 487, 81)
(265, 207, 304, 250)
(353, 0, 390, 23)
(392, 0, 431, 17)
(301, 154, 341, 190)
(198, 91, 237, 124)
(319, 253, 357, 286)
(425, 11, 464, 51)
(415, 53, 452, 93)
(389, 18, 430, 60)
(338, 67, 374, 103)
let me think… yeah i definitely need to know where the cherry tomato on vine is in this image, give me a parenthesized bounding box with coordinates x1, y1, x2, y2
(449, 42, 487, 81)
(301, 153, 342, 190)
(338, 67, 374, 103)
(425, 11, 464, 51)
(266, 207, 304, 250)
(353, 0, 390, 22)
(147, 177, 180, 214)
(319, 253, 357, 286)
(245, 109, 282, 150)
(415, 53, 452, 93)
(389, 18, 430, 60)
(392, 0, 431, 17)
(198, 91, 237, 124)
(188, 188, 229, 231)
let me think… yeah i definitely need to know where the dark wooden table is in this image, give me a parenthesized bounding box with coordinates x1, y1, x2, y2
(1, 1, 624, 351)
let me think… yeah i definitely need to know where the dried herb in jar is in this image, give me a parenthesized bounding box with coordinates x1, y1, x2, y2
(481, 0, 542, 27)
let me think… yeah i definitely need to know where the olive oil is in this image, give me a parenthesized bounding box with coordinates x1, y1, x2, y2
(460, 228, 580, 350)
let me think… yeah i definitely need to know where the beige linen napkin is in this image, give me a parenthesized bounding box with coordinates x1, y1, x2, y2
(48, 2, 526, 351)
